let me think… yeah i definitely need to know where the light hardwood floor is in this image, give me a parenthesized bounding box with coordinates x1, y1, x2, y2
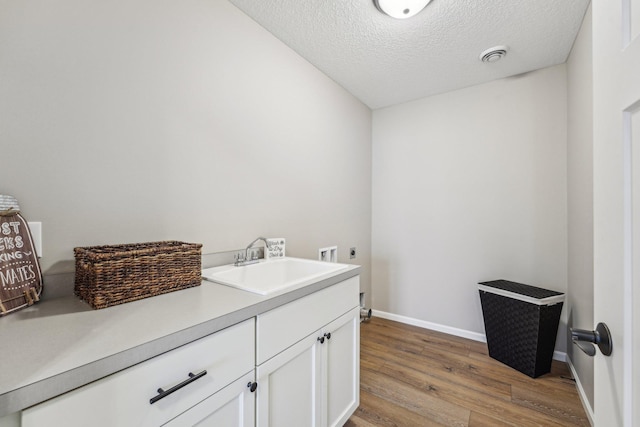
(345, 317, 590, 427)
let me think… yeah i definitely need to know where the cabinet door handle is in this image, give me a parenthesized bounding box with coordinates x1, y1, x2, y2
(149, 370, 207, 404)
(247, 381, 258, 392)
(317, 336, 325, 344)
(324, 332, 331, 340)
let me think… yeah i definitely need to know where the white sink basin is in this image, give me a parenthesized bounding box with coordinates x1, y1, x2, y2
(202, 257, 350, 295)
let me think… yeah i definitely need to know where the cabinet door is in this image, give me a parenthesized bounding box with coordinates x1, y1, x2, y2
(162, 371, 255, 427)
(323, 307, 360, 427)
(256, 333, 322, 427)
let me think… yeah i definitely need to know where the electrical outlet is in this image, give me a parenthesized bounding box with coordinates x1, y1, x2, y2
(350, 247, 356, 259)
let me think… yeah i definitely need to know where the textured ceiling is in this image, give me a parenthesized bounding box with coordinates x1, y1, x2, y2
(228, 0, 590, 109)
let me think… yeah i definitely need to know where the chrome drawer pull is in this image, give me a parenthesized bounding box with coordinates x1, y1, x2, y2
(149, 370, 207, 404)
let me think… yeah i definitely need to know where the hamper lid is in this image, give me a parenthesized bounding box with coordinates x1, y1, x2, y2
(478, 279, 564, 306)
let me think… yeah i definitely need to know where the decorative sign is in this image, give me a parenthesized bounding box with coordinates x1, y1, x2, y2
(0, 195, 43, 315)
(266, 238, 285, 259)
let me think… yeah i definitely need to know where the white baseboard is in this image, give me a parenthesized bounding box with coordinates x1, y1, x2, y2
(553, 350, 567, 362)
(566, 355, 595, 426)
(372, 309, 487, 342)
(372, 309, 567, 362)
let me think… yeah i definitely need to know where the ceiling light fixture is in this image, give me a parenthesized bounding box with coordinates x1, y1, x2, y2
(479, 46, 509, 63)
(374, 0, 433, 19)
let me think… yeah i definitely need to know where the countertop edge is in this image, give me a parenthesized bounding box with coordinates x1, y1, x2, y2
(0, 266, 360, 417)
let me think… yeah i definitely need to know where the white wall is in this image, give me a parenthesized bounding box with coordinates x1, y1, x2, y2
(566, 4, 594, 411)
(0, 0, 372, 294)
(372, 65, 568, 351)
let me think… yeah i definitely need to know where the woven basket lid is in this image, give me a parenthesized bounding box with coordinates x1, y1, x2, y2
(478, 280, 564, 306)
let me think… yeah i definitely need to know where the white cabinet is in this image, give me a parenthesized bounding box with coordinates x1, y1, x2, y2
(256, 328, 323, 427)
(22, 319, 255, 427)
(256, 277, 360, 365)
(20, 274, 360, 427)
(256, 277, 360, 427)
(163, 371, 255, 427)
(324, 309, 360, 427)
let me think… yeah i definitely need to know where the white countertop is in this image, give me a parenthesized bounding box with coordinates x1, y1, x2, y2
(0, 264, 360, 417)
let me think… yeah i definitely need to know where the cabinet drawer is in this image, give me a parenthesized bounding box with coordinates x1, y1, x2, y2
(23, 319, 255, 427)
(256, 276, 359, 365)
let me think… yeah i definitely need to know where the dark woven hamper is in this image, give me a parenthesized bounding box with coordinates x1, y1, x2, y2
(478, 280, 564, 378)
(74, 241, 202, 309)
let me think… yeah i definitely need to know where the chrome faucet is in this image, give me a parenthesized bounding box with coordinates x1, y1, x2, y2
(235, 237, 272, 266)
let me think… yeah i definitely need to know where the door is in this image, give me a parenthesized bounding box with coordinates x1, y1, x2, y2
(323, 308, 360, 427)
(256, 333, 322, 427)
(162, 372, 255, 427)
(592, 0, 640, 425)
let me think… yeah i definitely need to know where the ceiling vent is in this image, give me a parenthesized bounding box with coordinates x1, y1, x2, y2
(479, 46, 509, 63)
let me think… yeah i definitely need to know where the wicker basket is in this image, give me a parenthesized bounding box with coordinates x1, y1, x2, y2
(74, 241, 202, 309)
(478, 280, 564, 378)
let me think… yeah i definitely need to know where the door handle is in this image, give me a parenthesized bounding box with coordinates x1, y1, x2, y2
(570, 322, 612, 356)
(149, 371, 207, 404)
